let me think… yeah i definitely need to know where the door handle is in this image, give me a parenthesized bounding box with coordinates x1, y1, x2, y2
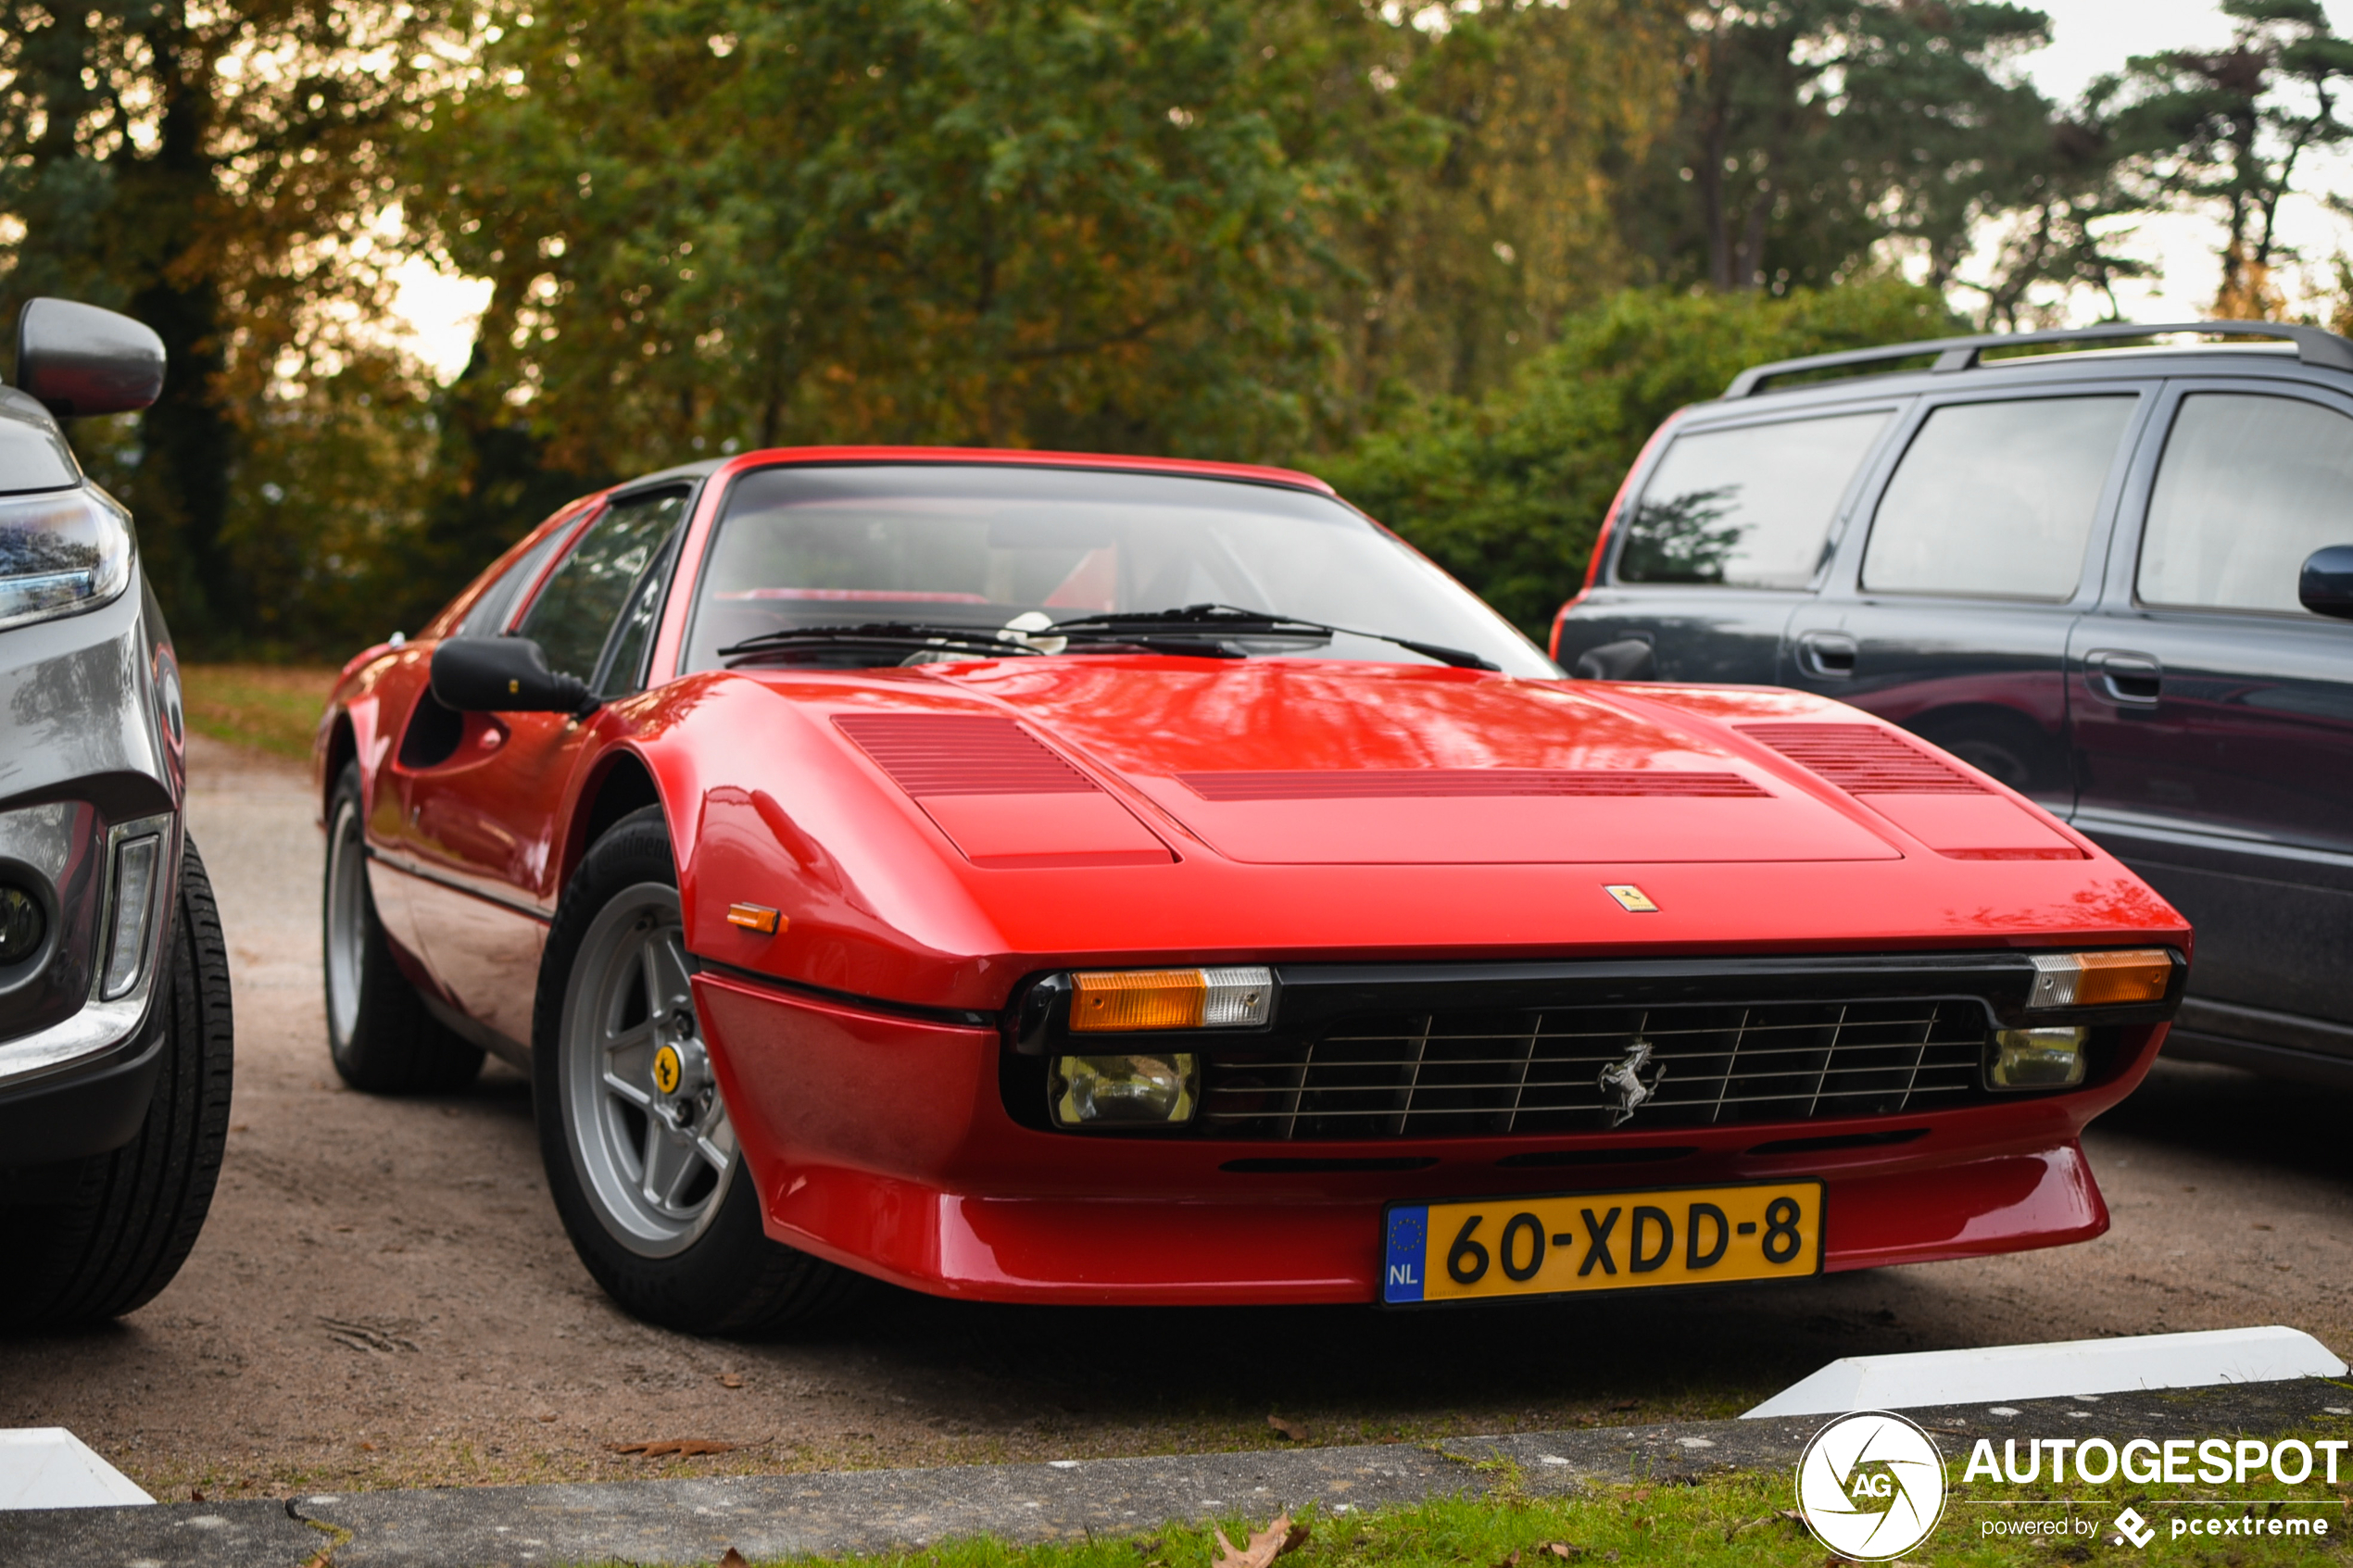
(1795, 631, 1858, 679)
(2088, 649, 2162, 706)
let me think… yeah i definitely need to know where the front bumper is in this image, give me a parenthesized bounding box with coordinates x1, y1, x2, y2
(0, 570, 182, 1162)
(693, 965, 2161, 1305)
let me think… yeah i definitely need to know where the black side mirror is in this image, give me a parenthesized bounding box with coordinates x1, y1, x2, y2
(2298, 546, 2353, 621)
(14, 299, 166, 418)
(431, 636, 598, 716)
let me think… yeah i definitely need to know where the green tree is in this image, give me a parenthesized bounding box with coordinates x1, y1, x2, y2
(400, 0, 1369, 480)
(1323, 280, 1960, 634)
(1620, 0, 2058, 295)
(2112, 0, 2353, 318)
(0, 0, 447, 647)
(1328, 0, 1682, 408)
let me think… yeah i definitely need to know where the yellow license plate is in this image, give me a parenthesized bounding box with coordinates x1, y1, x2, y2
(1381, 1181, 1824, 1304)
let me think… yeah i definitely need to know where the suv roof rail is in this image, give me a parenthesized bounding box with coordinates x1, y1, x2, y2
(1722, 319, 2353, 399)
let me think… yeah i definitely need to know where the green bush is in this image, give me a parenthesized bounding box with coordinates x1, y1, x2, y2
(1321, 281, 1964, 638)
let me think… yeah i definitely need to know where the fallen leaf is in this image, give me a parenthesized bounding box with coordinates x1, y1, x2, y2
(358, 1441, 377, 1452)
(718, 1373, 744, 1388)
(300, 1553, 333, 1568)
(606, 1439, 737, 1457)
(1541, 1545, 1581, 1561)
(1267, 1414, 1309, 1442)
(1609, 1399, 1639, 1411)
(719, 1551, 750, 1568)
(1212, 1511, 1306, 1568)
(1493, 1551, 1520, 1568)
(535, 1413, 557, 1424)
(188, 1488, 204, 1502)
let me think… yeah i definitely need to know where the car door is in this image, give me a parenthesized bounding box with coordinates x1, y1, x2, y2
(1782, 383, 2154, 814)
(390, 487, 690, 1049)
(2070, 380, 2353, 1070)
(1558, 401, 1902, 684)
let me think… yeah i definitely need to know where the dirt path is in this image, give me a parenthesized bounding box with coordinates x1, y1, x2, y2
(5, 734, 2347, 1501)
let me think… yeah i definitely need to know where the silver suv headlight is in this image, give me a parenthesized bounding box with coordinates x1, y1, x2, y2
(0, 484, 132, 633)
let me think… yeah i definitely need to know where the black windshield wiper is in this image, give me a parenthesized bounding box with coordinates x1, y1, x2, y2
(1046, 604, 1501, 671)
(718, 622, 1046, 665)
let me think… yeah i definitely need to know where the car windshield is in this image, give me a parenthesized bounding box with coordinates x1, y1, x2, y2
(680, 463, 1558, 677)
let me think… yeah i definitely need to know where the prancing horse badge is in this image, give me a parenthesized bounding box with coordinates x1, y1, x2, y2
(1605, 884, 1659, 912)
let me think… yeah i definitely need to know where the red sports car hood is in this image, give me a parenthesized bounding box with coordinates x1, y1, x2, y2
(875, 659, 1928, 866)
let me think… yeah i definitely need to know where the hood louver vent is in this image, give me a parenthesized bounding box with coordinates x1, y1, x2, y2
(1177, 770, 1768, 801)
(833, 714, 1100, 797)
(1738, 722, 1984, 795)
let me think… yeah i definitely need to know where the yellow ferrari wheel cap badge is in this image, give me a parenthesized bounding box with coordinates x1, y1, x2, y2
(652, 1042, 684, 1096)
(1604, 884, 1659, 913)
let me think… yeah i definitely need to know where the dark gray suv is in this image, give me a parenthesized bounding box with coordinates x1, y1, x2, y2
(0, 299, 233, 1327)
(1553, 320, 2353, 1088)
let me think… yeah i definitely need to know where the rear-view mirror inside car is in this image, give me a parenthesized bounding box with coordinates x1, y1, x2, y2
(2296, 545, 2353, 620)
(431, 635, 598, 715)
(13, 298, 166, 418)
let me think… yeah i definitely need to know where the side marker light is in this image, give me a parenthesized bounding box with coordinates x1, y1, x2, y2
(725, 903, 783, 935)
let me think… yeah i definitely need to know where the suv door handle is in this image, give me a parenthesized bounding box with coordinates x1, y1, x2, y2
(2087, 649, 2162, 706)
(1795, 631, 1858, 679)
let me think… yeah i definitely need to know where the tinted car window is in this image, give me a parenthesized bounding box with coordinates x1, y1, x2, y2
(517, 491, 686, 679)
(1862, 396, 2133, 600)
(2139, 393, 2353, 614)
(682, 464, 1555, 677)
(1617, 410, 1890, 588)
(454, 523, 573, 637)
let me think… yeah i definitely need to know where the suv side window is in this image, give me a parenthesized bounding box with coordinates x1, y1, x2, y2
(2138, 393, 2353, 614)
(1617, 409, 1890, 588)
(1862, 396, 2133, 600)
(516, 490, 687, 682)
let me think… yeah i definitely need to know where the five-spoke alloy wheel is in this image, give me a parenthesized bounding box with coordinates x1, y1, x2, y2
(559, 883, 737, 1257)
(534, 805, 862, 1334)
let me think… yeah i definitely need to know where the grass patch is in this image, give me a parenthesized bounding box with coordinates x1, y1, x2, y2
(181, 663, 338, 760)
(568, 1423, 2353, 1567)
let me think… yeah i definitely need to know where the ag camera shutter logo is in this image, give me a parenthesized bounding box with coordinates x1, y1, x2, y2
(1794, 1411, 1948, 1561)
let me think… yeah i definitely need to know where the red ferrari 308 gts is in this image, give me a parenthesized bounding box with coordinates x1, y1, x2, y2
(315, 448, 2189, 1333)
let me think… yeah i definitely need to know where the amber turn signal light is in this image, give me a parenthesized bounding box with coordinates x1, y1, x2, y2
(726, 903, 783, 935)
(2027, 948, 2171, 1009)
(1068, 966, 1273, 1032)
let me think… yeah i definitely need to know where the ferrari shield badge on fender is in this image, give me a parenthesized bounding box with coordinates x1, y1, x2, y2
(1605, 884, 1659, 912)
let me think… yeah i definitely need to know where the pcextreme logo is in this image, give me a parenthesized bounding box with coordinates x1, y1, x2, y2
(1794, 1411, 1948, 1561)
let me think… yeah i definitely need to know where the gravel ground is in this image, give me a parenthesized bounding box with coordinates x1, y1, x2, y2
(4, 734, 2347, 1503)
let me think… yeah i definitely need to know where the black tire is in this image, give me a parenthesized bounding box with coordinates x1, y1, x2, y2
(0, 838, 235, 1329)
(534, 806, 863, 1335)
(322, 761, 483, 1094)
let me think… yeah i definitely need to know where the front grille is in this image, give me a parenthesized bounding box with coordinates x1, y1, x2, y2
(1198, 997, 1989, 1139)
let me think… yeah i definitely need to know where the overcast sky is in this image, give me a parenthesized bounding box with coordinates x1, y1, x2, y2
(385, 1, 2353, 377)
